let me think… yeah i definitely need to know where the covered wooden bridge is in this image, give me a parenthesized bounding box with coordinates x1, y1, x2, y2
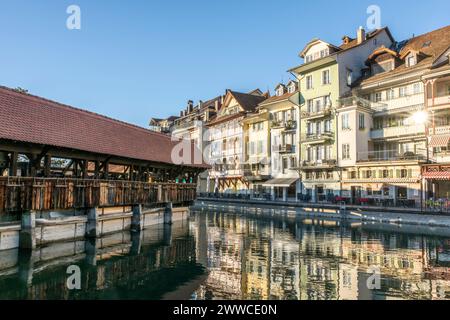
(0, 86, 207, 214)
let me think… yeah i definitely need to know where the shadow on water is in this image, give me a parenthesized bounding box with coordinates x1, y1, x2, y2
(0, 204, 449, 300)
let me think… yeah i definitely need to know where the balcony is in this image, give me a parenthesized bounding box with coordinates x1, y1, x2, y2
(276, 144, 296, 154)
(357, 150, 427, 163)
(429, 126, 450, 135)
(243, 164, 271, 181)
(271, 120, 297, 131)
(302, 107, 332, 120)
(172, 120, 202, 132)
(370, 124, 426, 140)
(372, 93, 424, 113)
(428, 95, 450, 108)
(302, 132, 334, 145)
(339, 94, 424, 114)
(301, 159, 337, 169)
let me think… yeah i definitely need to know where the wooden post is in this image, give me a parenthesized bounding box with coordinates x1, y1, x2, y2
(86, 207, 100, 238)
(19, 211, 36, 250)
(131, 204, 143, 232)
(44, 155, 51, 177)
(9, 152, 18, 176)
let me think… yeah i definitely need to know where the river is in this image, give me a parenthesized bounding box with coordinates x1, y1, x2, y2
(0, 205, 449, 300)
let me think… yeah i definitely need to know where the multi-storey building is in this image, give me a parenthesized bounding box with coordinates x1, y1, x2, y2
(241, 104, 271, 197)
(421, 26, 450, 202)
(206, 90, 267, 193)
(340, 25, 450, 207)
(259, 81, 301, 201)
(290, 27, 394, 202)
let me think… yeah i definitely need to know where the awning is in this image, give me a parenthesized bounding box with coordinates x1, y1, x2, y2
(262, 178, 298, 188)
(422, 171, 450, 180)
(430, 135, 450, 148)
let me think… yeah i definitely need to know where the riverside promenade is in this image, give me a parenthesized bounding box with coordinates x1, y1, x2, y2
(196, 197, 450, 228)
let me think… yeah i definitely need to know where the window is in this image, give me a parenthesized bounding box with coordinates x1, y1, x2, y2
(282, 158, 288, 174)
(276, 87, 285, 96)
(322, 70, 330, 85)
(324, 119, 331, 132)
(307, 100, 314, 113)
(407, 55, 416, 67)
(249, 142, 255, 155)
(307, 122, 313, 135)
(306, 75, 313, 90)
(288, 84, 296, 94)
(359, 113, 365, 130)
(413, 83, 421, 94)
(342, 114, 350, 130)
(347, 70, 353, 86)
(257, 141, 263, 154)
(367, 187, 373, 196)
(342, 144, 350, 160)
(323, 95, 331, 108)
(399, 87, 408, 97)
(387, 89, 395, 100)
(305, 55, 313, 63)
(374, 92, 382, 102)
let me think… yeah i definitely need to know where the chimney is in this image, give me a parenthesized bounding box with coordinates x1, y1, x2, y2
(357, 26, 366, 44)
(180, 110, 184, 117)
(215, 100, 220, 111)
(187, 100, 194, 113)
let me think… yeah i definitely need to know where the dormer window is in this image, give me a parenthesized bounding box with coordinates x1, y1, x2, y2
(372, 60, 394, 75)
(288, 84, 296, 94)
(407, 54, 417, 67)
(276, 87, 285, 97)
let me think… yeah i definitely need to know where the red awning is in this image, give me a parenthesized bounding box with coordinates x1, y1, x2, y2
(429, 135, 450, 148)
(423, 171, 450, 180)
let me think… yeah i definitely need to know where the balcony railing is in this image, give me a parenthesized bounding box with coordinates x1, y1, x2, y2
(302, 159, 337, 168)
(271, 120, 297, 130)
(429, 125, 450, 135)
(428, 95, 450, 108)
(339, 94, 424, 113)
(276, 144, 296, 153)
(357, 150, 427, 162)
(302, 107, 332, 119)
(370, 124, 426, 139)
(172, 120, 202, 132)
(302, 132, 334, 144)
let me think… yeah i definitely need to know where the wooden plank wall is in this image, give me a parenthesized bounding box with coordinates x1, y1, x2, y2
(0, 178, 197, 214)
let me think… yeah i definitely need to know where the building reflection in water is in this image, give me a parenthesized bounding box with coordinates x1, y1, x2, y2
(0, 207, 449, 300)
(191, 207, 450, 300)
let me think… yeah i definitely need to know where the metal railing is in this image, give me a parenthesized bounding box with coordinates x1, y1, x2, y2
(357, 150, 427, 162)
(0, 177, 197, 214)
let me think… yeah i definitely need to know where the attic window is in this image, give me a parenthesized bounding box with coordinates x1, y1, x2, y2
(288, 85, 296, 94)
(276, 87, 285, 97)
(407, 54, 417, 67)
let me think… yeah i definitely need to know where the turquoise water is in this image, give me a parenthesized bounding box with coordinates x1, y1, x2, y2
(0, 206, 449, 300)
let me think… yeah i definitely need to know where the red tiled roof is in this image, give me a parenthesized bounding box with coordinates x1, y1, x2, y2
(0, 86, 207, 168)
(258, 92, 296, 106)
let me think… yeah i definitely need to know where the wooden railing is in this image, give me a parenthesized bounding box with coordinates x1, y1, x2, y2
(0, 177, 197, 214)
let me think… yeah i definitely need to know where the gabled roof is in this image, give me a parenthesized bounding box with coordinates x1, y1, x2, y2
(367, 46, 399, 61)
(258, 92, 297, 106)
(0, 86, 207, 168)
(227, 90, 268, 112)
(339, 27, 395, 51)
(299, 39, 341, 58)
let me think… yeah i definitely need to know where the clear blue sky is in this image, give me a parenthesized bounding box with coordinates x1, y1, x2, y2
(0, 0, 449, 128)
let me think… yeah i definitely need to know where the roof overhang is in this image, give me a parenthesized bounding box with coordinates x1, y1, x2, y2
(262, 178, 299, 188)
(289, 56, 337, 75)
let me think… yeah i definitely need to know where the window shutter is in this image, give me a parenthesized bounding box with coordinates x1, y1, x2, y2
(396, 170, 401, 178)
(408, 169, 413, 178)
(389, 170, 394, 178)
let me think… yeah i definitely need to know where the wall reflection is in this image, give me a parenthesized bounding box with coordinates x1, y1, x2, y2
(191, 209, 450, 300)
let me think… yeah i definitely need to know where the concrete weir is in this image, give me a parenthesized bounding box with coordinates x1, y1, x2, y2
(0, 203, 190, 252)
